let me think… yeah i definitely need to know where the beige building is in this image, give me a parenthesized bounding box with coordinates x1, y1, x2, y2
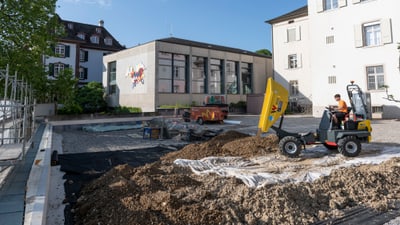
(102, 37, 272, 112)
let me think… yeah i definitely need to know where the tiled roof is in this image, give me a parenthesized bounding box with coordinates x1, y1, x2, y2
(58, 17, 125, 51)
(156, 37, 271, 58)
(266, 6, 308, 24)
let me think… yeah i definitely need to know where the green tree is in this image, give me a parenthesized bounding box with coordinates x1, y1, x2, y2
(0, 0, 63, 102)
(76, 82, 107, 113)
(256, 49, 272, 57)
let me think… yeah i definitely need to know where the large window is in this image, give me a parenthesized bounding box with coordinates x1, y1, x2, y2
(366, 65, 384, 90)
(241, 63, 252, 94)
(209, 59, 222, 94)
(192, 56, 207, 93)
(158, 52, 188, 93)
(355, 19, 392, 48)
(288, 54, 298, 69)
(55, 44, 70, 57)
(108, 61, 117, 94)
(226, 61, 238, 94)
(364, 22, 381, 46)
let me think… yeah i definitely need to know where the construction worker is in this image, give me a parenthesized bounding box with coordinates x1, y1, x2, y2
(332, 94, 348, 128)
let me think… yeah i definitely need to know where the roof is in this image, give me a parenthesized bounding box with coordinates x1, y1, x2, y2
(155, 37, 271, 58)
(266, 6, 308, 24)
(58, 17, 125, 51)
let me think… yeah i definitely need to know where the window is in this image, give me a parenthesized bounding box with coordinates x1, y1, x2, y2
(67, 23, 73, 29)
(90, 35, 99, 44)
(192, 56, 207, 93)
(324, 0, 338, 10)
(366, 65, 384, 90)
(241, 63, 252, 94)
(353, 0, 368, 4)
(286, 27, 301, 42)
(226, 61, 238, 94)
(55, 44, 65, 57)
(158, 52, 188, 93)
(317, 0, 346, 12)
(289, 80, 299, 96)
(48, 63, 68, 77)
(328, 76, 337, 84)
(326, 35, 335, 44)
(364, 22, 381, 46)
(372, 106, 383, 113)
(108, 61, 117, 94)
(79, 50, 88, 62)
(354, 19, 392, 47)
(77, 33, 85, 40)
(104, 37, 113, 46)
(209, 59, 222, 94)
(96, 27, 102, 34)
(288, 54, 298, 69)
(79, 67, 88, 80)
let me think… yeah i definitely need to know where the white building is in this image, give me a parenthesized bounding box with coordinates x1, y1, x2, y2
(44, 18, 125, 86)
(267, 0, 400, 119)
(102, 37, 272, 113)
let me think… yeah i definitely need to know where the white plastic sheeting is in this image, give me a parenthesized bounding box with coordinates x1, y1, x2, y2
(174, 144, 400, 188)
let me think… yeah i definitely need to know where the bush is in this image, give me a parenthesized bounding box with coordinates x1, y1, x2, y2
(112, 106, 142, 114)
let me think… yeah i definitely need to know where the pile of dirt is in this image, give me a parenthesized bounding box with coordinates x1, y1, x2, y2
(161, 130, 278, 162)
(72, 131, 400, 225)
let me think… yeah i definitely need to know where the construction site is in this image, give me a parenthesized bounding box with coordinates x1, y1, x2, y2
(0, 70, 400, 225)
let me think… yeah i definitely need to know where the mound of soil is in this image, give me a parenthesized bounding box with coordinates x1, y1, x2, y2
(72, 131, 400, 225)
(161, 130, 278, 162)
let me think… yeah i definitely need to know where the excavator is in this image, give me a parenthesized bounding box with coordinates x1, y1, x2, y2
(258, 78, 372, 157)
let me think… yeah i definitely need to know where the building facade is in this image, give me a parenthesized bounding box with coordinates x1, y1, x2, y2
(268, 0, 400, 118)
(102, 37, 272, 112)
(44, 18, 125, 85)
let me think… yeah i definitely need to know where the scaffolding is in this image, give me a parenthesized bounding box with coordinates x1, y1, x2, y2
(0, 65, 35, 166)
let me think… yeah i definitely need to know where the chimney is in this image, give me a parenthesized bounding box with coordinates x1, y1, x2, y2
(98, 20, 104, 27)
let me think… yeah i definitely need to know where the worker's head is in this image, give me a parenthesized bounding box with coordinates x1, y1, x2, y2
(334, 94, 341, 101)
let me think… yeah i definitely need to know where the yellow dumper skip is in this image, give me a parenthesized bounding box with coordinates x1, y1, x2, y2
(258, 78, 289, 133)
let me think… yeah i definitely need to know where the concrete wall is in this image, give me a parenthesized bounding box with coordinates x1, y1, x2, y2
(103, 42, 156, 112)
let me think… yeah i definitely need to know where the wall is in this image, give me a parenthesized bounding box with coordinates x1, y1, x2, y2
(103, 42, 157, 112)
(308, 0, 400, 118)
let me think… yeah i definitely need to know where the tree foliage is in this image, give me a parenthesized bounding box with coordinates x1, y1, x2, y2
(75, 82, 107, 113)
(256, 49, 272, 57)
(0, 0, 63, 102)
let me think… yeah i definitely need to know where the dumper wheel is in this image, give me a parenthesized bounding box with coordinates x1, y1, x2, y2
(197, 117, 204, 125)
(279, 136, 302, 157)
(337, 136, 361, 157)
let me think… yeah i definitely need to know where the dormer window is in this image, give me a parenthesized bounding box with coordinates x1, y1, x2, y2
(77, 33, 85, 40)
(104, 37, 113, 46)
(90, 35, 99, 44)
(96, 27, 102, 34)
(67, 23, 73, 29)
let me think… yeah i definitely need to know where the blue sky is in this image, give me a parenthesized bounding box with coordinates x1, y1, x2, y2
(56, 0, 307, 52)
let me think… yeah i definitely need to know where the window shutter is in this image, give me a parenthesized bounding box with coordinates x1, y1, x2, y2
(316, 0, 324, 12)
(65, 45, 70, 57)
(381, 19, 392, 44)
(84, 51, 88, 61)
(285, 29, 289, 43)
(339, 0, 347, 7)
(298, 54, 303, 68)
(49, 63, 54, 76)
(352, 0, 361, 4)
(84, 68, 88, 79)
(296, 26, 301, 41)
(354, 24, 363, 47)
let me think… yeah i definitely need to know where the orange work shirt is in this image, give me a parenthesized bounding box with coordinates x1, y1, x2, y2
(337, 100, 348, 113)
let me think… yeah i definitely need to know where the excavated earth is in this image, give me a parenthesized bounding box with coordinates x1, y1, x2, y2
(72, 131, 400, 225)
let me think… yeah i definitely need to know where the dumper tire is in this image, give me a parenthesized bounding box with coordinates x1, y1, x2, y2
(337, 136, 361, 157)
(197, 117, 204, 125)
(279, 136, 302, 158)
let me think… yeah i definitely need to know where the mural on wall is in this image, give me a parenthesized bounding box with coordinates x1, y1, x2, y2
(126, 63, 146, 89)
